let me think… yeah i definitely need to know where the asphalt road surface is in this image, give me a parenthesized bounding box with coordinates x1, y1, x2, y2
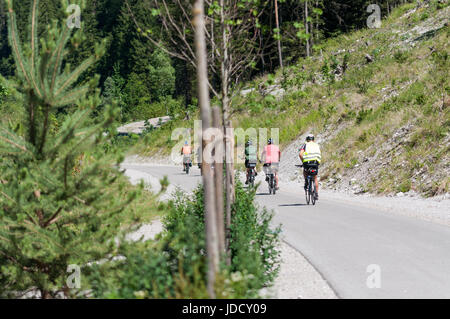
(123, 164, 450, 299)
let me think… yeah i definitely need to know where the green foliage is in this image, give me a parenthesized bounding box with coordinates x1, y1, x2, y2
(230, 180, 281, 286)
(0, 0, 140, 298)
(430, 47, 449, 108)
(123, 72, 151, 121)
(397, 179, 411, 193)
(281, 65, 308, 89)
(321, 57, 335, 87)
(102, 64, 128, 121)
(342, 52, 350, 74)
(87, 241, 178, 299)
(0, 80, 8, 103)
(88, 181, 281, 298)
(393, 50, 409, 63)
(159, 175, 169, 193)
(148, 49, 175, 101)
(0, 76, 25, 131)
(356, 108, 373, 124)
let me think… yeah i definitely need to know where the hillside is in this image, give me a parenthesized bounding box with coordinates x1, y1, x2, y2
(136, 1, 449, 197)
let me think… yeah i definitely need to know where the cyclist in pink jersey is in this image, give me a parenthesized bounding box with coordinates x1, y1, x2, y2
(261, 138, 281, 189)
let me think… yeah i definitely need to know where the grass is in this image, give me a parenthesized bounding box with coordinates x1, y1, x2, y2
(134, 2, 449, 196)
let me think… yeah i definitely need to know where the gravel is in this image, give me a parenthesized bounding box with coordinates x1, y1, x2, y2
(261, 241, 337, 299)
(318, 188, 450, 227)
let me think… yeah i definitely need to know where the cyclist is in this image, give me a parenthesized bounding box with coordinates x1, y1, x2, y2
(181, 141, 192, 171)
(261, 138, 281, 190)
(196, 145, 202, 170)
(244, 140, 258, 184)
(299, 134, 321, 200)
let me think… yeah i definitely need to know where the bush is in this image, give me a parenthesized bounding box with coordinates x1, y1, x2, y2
(397, 179, 411, 193)
(356, 108, 373, 124)
(230, 181, 281, 287)
(394, 50, 409, 63)
(88, 180, 281, 298)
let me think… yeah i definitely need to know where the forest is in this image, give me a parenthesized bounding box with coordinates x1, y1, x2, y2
(0, 0, 413, 123)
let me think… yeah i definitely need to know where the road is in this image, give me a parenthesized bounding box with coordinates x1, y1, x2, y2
(123, 164, 450, 299)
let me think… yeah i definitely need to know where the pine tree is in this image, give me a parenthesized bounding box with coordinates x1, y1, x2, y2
(148, 48, 175, 101)
(0, 0, 138, 298)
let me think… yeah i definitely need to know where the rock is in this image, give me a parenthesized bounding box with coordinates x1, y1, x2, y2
(117, 116, 171, 135)
(269, 88, 285, 99)
(396, 192, 405, 197)
(365, 54, 374, 63)
(241, 88, 255, 97)
(406, 190, 416, 197)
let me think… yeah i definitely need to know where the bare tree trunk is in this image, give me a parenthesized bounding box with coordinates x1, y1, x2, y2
(224, 126, 234, 266)
(193, 0, 219, 298)
(219, 0, 235, 266)
(213, 107, 225, 256)
(305, 0, 310, 57)
(274, 0, 283, 68)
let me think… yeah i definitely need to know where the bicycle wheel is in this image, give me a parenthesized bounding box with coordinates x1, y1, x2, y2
(305, 180, 310, 205)
(268, 175, 273, 194)
(309, 179, 314, 205)
(314, 181, 318, 205)
(311, 186, 316, 205)
(186, 165, 189, 174)
(272, 176, 277, 195)
(249, 172, 254, 188)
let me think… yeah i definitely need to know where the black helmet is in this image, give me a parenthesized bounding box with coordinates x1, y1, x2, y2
(268, 138, 273, 145)
(306, 134, 315, 142)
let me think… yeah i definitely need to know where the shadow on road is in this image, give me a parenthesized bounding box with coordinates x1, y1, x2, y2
(278, 203, 308, 207)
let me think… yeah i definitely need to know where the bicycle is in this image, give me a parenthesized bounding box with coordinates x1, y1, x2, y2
(247, 166, 256, 188)
(183, 157, 192, 175)
(296, 164, 318, 205)
(264, 164, 277, 195)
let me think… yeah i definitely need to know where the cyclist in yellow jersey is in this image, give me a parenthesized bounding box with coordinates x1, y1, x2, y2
(299, 134, 321, 200)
